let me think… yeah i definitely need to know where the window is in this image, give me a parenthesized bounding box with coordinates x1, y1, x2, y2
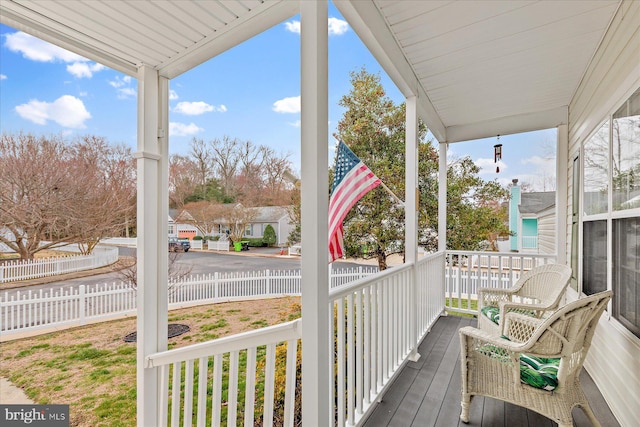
(583, 121, 609, 215)
(613, 217, 640, 338)
(612, 87, 640, 211)
(583, 220, 607, 295)
(580, 86, 640, 338)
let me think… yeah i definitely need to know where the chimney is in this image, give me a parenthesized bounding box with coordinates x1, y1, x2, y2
(512, 179, 519, 186)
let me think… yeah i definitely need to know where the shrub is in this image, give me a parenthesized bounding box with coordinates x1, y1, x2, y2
(262, 224, 277, 247)
(193, 235, 203, 241)
(246, 238, 267, 247)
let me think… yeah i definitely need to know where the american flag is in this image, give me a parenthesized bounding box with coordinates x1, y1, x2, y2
(329, 141, 381, 262)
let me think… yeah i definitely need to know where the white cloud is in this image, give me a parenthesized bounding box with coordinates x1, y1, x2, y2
(4, 32, 84, 62)
(328, 18, 349, 35)
(169, 122, 203, 136)
(4, 32, 104, 78)
(66, 62, 105, 78)
(273, 96, 300, 113)
(169, 90, 179, 100)
(522, 155, 554, 167)
(109, 75, 132, 88)
(0, 74, 6, 80)
(117, 87, 136, 99)
(109, 76, 136, 99)
(15, 95, 91, 128)
(475, 157, 507, 174)
(284, 18, 348, 36)
(174, 101, 214, 115)
(284, 21, 301, 34)
(173, 101, 226, 115)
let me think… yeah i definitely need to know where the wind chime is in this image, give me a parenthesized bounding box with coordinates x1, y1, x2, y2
(494, 136, 502, 173)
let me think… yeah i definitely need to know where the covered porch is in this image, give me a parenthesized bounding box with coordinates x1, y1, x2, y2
(361, 314, 620, 427)
(1, 1, 637, 426)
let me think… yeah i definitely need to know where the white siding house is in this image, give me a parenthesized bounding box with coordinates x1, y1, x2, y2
(509, 184, 556, 255)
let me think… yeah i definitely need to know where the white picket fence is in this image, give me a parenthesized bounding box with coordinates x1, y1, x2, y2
(0, 266, 378, 336)
(0, 245, 119, 284)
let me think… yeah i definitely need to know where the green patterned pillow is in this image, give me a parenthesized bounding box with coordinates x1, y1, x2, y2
(481, 306, 501, 324)
(519, 354, 559, 391)
(478, 337, 560, 391)
(481, 306, 537, 325)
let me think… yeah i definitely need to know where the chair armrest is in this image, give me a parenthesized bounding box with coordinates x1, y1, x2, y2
(478, 287, 518, 308)
(501, 312, 544, 343)
(459, 326, 525, 356)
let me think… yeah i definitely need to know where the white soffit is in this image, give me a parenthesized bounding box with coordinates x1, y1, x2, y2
(346, 0, 621, 142)
(0, 0, 298, 79)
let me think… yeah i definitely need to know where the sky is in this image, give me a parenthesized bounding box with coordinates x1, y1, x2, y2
(0, 3, 556, 191)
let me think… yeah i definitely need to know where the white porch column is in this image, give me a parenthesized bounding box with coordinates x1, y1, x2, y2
(300, 1, 330, 426)
(405, 96, 420, 361)
(136, 65, 169, 426)
(438, 142, 448, 252)
(556, 125, 568, 265)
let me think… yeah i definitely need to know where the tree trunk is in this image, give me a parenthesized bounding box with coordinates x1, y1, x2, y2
(376, 249, 387, 271)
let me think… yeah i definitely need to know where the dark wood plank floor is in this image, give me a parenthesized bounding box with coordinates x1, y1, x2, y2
(362, 315, 620, 427)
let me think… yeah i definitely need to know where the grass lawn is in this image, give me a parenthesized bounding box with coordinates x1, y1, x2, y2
(0, 297, 301, 427)
(446, 297, 478, 318)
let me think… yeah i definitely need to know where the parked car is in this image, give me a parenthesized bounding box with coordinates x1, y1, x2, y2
(168, 237, 190, 252)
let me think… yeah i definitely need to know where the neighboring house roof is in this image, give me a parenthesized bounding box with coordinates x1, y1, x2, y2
(251, 206, 291, 223)
(519, 192, 555, 215)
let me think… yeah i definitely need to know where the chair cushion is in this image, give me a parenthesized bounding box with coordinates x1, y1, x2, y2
(479, 338, 560, 391)
(519, 354, 559, 391)
(481, 306, 501, 324)
(480, 306, 537, 325)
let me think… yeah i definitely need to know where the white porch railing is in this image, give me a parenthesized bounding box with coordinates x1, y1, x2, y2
(444, 250, 556, 315)
(146, 319, 302, 427)
(0, 245, 119, 283)
(329, 251, 446, 426)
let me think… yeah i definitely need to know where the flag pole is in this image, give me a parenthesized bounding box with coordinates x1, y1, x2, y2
(378, 180, 405, 206)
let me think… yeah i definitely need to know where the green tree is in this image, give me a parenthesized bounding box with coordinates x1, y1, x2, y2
(262, 224, 277, 246)
(334, 68, 415, 270)
(333, 68, 510, 269)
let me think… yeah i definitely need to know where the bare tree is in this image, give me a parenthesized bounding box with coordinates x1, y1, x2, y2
(189, 137, 214, 200)
(71, 136, 136, 254)
(178, 201, 230, 236)
(169, 154, 200, 208)
(227, 204, 258, 243)
(262, 147, 294, 205)
(210, 135, 239, 200)
(0, 133, 134, 259)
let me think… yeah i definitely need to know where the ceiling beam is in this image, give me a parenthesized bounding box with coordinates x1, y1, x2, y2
(334, 0, 447, 142)
(0, 1, 138, 76)
(445, 106, 569, 143)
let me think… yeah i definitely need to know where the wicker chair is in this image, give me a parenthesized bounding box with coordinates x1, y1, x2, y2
(460, 290, 612, 427)
(478, 263, 572, 335)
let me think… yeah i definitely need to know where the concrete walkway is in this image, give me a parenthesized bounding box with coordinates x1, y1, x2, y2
(0, 377, 33, 404)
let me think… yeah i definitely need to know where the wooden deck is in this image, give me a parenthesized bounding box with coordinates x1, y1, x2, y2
(362, 315, 620, 427)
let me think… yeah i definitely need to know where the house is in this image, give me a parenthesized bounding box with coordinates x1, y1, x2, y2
(171, 205, 292, 245)
(508, 180, 556, 254)
(167, 209, 198, 240)
(2, 1, 637, 426)
(244, 206, 292, 246)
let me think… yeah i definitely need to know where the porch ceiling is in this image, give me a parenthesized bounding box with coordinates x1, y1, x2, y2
(337, 0, 622, 142)
(0, 0, 622, 143)
(0, 0, 298, 78)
